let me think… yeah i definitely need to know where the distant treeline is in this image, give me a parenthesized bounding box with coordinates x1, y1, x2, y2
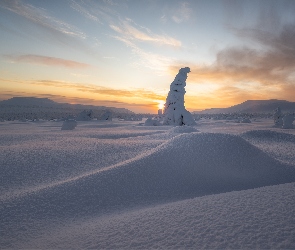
(0, 106, 145, 121)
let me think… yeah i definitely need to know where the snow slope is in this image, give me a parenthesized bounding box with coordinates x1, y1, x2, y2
(22, 182, 295, 249)
(1, 118, 295, 249)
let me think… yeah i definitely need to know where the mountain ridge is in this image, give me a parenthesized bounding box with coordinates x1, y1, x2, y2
(0, 97, 133, 114)
(195, 99, 295, 114)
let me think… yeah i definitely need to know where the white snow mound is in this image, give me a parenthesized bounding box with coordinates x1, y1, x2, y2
(61, 120, 77, 130)
(2, 132, 295, 226)
(144, 118, 161, 126)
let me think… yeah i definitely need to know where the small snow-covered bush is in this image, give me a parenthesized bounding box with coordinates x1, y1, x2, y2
(240, 118, 251, 123)
(61, 120, 77, 130)
(144, 118, 161, 126)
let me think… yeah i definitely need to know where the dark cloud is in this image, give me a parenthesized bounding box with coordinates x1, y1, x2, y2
(171, 22, 295, 92)
(216, 23, 295, 84)
(219, 0, 295, 88)
(169, 13, 295, 107)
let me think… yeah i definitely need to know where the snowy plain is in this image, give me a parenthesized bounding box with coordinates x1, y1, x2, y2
(1, 118, 295, 249)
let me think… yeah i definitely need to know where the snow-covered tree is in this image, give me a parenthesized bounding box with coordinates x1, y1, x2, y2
(144, 117, 161, 126)
(282, 114, 294, 129)
(274, 107, 283, 127)
(100, 110, 112, 121)
(61, 119, 77, 130)
(76, 110, 93, 121)
(163, 67, 196, 126)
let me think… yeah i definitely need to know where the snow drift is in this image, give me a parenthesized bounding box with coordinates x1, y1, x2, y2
(2, 132, 295, 245)
(1, 119, 295, 249)
(22, 182, 295, 249)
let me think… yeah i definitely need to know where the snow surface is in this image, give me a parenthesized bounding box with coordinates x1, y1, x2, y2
(1, 118, 295, 249)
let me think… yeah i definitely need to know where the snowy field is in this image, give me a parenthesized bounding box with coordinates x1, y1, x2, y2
(1, 118, 295, 249)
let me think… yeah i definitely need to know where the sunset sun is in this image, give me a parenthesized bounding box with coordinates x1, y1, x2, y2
(158, 101, 165, 110)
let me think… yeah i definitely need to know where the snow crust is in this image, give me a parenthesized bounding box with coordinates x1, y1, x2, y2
(1, 118, 295, 249)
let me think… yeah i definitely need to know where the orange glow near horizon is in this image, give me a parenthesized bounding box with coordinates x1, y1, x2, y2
(1, 74, 293, 114)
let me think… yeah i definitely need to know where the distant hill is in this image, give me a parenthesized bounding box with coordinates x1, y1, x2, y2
(0, 97, 133, 114)
(195, 100, 295, 114)
(0, 97, 134, 121)
(0, 97, 57, 107)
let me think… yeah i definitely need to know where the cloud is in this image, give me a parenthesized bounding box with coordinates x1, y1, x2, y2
(184, 83, 282, 110)
(221, 0, 295, 80)
(4, 54, 91, 69)
(168, 19, 295, 108)
(171, 21, 295, 88)
(109, 18, 179, 71)
(0, 90, 157, 113)
(0, 77, 164, 112)
(29, 79, 165, 100)
(172, 2, 192, 24)
(70, 0, 102, 23)
(70, 1, 180, 70)
(112, 34, 175, 71)
(0, 0, 85, 39)
(0, 0, 101, 57)
(70, 0, 123, 25)
(0, 79, 157, 113)
(110, 18, 181, 47)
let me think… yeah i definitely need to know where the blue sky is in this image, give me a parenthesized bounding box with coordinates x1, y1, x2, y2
(1, 0, 295, 113)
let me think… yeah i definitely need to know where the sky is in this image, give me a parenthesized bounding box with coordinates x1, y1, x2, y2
(0, 0, 295, 113)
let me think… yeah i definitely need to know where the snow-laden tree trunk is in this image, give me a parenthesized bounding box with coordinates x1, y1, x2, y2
(163, 67, 196, 126)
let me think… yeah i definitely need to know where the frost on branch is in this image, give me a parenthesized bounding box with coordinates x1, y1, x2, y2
(163, 67, 196, 126)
